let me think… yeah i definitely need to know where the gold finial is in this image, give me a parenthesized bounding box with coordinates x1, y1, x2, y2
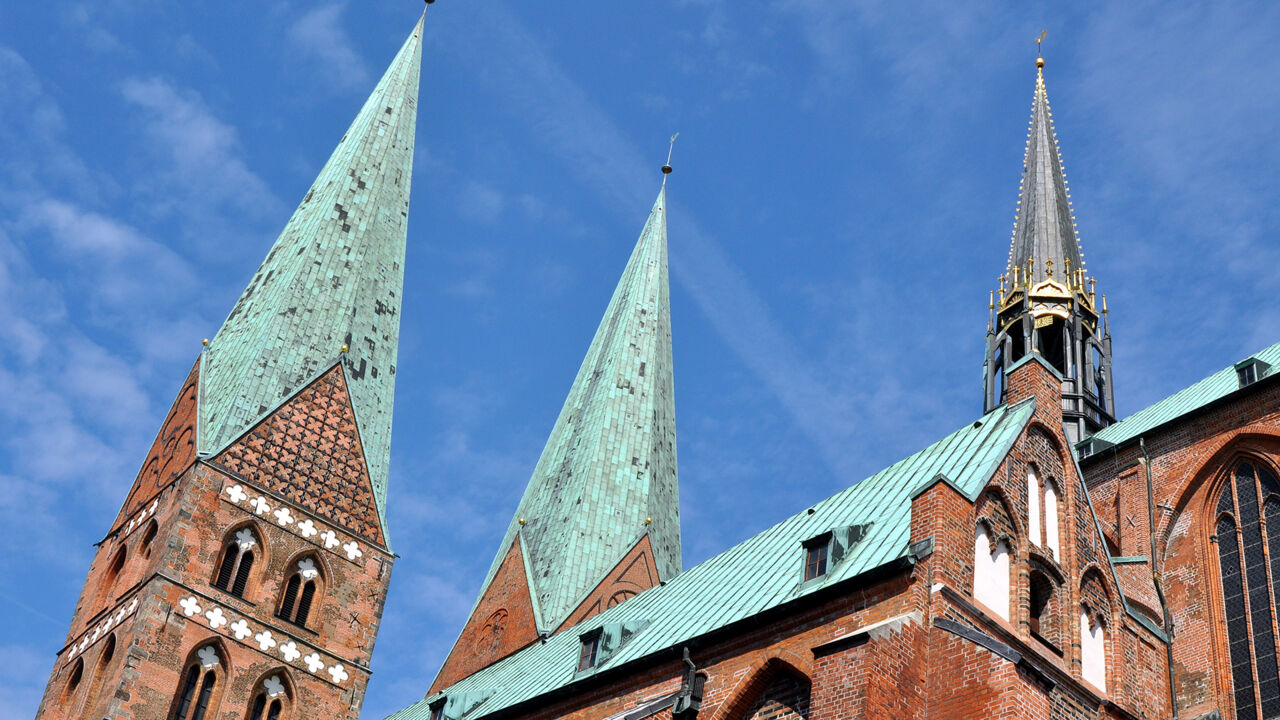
(645, 517, 653, 525)
(1102, 294, 1109, 313)
(1036, 30, 1047, 69)
(340, 344, 349, 353)
(989, 290, 995, 310)
(202, 338, 210, 347)
(518, 517, 526, 526)
(661, 132, 679, 184)
(1045, 258, 1054, 278)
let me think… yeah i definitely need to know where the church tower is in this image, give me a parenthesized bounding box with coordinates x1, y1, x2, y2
(983, 53, 1116, 446)
(35, 13, 424, 720)
(430, 180, 681, 692)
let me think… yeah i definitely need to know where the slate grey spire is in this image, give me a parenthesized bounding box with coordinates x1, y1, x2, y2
(1007, 57, 1084, 284)
(983, 55, 1116, 447)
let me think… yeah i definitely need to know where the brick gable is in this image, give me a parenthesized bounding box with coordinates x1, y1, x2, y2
(212, 363, 385, 546)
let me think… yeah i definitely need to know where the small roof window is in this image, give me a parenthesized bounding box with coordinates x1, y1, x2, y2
(577, 632, 601, 672)
(804, 541, 829, 581)
(1236, 358, 1270, 389)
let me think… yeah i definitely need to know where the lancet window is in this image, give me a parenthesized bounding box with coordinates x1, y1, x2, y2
(170, 645, 223, 720)
(277, 557, 321, 628)
(1214, 460, 1280, 719)
(213, 527, 258, 598)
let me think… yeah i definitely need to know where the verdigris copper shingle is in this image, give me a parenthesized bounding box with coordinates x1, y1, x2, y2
(198, 16, 424, 539)
(472, 187, 680, 632)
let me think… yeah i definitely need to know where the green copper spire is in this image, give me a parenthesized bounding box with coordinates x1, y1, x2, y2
(198, 14, 424, 535)
(483, 186, 680, 631)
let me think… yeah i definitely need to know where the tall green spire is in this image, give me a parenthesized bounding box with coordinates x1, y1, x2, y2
(198, 14, 424, 534)
(483, 185, 680, 631)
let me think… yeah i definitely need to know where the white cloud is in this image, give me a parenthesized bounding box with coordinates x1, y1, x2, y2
(287, 2, 372, 93)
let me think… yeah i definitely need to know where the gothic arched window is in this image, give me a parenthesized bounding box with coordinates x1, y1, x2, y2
(170, 644, 223, 720)
(277, 557, 322, 629)
(140, 520, 159, 560)
(1214, 460, 1280, 720)
(247, 673, 290, 720)
(974, 522, 1011, 620)
(213, 527, 258, 598)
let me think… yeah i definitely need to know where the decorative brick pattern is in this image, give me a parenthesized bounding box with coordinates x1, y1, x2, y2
(214, 363, 385, 546)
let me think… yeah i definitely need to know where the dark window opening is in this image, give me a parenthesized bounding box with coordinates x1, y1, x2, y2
(141, 522, 159, 560)
(429, 701, 445, 720)
(578, 633, 601, 672)
(249, 693, 283, 720)
(1239, 363, 1259, 387)
(277, 560, 320, 628)
(804, 543, 828, 581)
(1028, 570, 1061, 654)
(1034, 317, 1067, 376)
(1215, 461, 1280, 719)
(213, 532, 256, 598)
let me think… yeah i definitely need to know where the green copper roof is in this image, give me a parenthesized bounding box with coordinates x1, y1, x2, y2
(388, 400, 1034, 720)
(475, 186, 680, 632)
(1007, 64, 1084, 283)
(198, 15, 424, 535)
(1089, 339, 1280, 449)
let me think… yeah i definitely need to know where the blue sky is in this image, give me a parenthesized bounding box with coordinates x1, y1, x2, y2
(3, 1, 1279, 717)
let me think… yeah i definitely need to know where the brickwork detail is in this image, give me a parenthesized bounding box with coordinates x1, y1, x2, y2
(558, 534, 661, 631)
(113, 358, 199, 532)
(741, 673, 810, 720)
(431, 536, 540, 693)
(214, 363, 385, 546)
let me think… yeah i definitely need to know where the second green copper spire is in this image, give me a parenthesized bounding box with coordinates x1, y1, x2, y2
(480, 185, 681, 631)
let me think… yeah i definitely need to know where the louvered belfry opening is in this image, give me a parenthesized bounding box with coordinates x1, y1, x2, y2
(1215, 460, 1280, 720)
(277, 558, 319, 628)
(170, 663, 217, 720)
(212, 529, 256, 598)
(249, 692, 283, 720)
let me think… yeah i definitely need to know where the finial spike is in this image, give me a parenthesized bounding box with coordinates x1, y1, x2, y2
(1036, 30, 1047, 69)
(661, 132, 679, 185)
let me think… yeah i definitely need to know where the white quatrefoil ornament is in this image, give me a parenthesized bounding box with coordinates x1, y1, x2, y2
(298, 558, 319, 580)
(179, 596, 202, 617)
(230, 619, 252, 640)
(274, 507, 295, 526)
(264, 675, 286, 698)
(235, 528, 257, 549)
(321, 530, 340, 549)
(343, 541, 362, 561)
(197, 645, 220, 669)
(303, 652, 325, 673)
(297, 519, 318, 538)
(328, 664, 349, 684)
(279, 641, 301, 663)
(205, 607, 227, 629)
(225, 484, 248, 503)
(251, 496, 271, 515)
(255, 630, 277, 652)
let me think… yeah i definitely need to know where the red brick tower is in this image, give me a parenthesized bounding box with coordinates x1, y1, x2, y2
(33, 13, 425, 720)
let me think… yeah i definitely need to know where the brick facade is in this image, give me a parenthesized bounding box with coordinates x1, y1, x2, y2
(1083, 374, 1280, 719)
(418, 358, 1172, 720)
(35, 360, 394, 720)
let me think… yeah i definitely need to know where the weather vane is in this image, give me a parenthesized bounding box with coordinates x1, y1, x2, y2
(662, 132, 679, 184)
(1036, 29, 1047, 68)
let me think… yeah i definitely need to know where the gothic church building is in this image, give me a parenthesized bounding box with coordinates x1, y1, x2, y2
(34, 12, 1280, 720)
